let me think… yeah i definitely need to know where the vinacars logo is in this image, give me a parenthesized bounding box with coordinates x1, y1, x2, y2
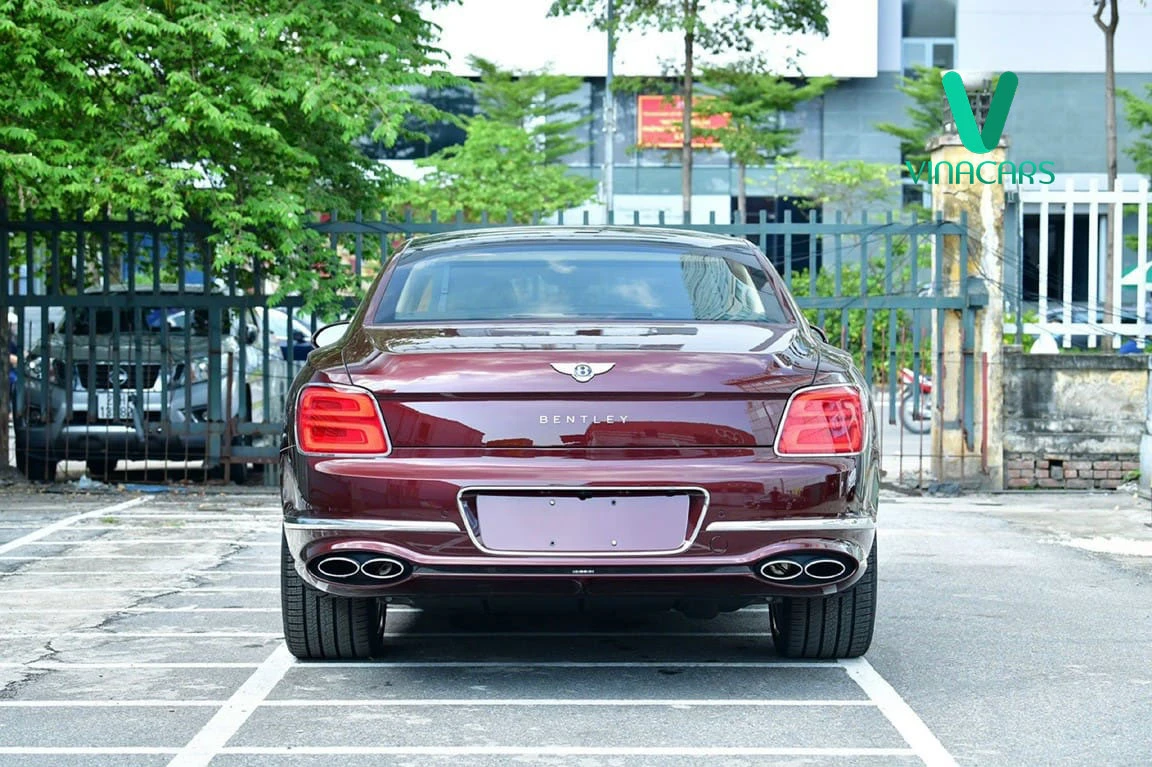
(942, 70, 1017, 153)
(906, 70, 1056, 185)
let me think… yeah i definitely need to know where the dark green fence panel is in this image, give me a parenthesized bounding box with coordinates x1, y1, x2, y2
(2, 208, 975, 486)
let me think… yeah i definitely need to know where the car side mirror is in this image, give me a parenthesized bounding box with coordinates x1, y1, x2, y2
(292, 329, 306, 343)
(312, 321, 350, 348)
(811, 325, 828, 344)
(245, 324, 259, 345)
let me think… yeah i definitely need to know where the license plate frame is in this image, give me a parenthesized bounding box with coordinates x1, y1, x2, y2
(475, 494, 691, 554)
(96, 392, 136, 421)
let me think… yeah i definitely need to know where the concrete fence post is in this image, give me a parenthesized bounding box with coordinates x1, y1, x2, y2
(1139, 354, 1152, 498)
(925, 133, 1007, 490)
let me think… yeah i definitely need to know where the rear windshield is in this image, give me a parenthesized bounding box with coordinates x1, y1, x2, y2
(372, 247, 791, 323)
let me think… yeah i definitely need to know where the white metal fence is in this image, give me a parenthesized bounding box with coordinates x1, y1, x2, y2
(1013, 177, 1151, 350)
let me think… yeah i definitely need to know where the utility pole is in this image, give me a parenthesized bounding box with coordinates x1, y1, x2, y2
(603, 0, 616, 224)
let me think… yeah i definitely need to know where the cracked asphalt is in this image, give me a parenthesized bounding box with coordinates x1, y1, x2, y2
(0, 487, 1149, 767)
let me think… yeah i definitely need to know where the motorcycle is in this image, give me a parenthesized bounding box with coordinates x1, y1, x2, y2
(898, 367, 933, 434)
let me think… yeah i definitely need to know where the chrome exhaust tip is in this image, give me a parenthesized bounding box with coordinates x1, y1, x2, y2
(759, 559, 803, 581)
(360, 557, 406, 581)
(805, 558, 848, 580)
(314, 556, 360, 579)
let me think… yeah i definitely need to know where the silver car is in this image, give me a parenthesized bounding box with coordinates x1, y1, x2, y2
(14, 285, 291, 482)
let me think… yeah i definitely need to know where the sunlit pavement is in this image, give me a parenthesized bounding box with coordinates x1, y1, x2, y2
(0, 489, 1149, 766)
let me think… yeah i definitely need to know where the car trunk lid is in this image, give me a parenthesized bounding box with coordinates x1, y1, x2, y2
(342, 323, 817, 449)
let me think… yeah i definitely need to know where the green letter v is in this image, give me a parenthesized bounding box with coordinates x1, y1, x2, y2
(941, 71, 1018, 154)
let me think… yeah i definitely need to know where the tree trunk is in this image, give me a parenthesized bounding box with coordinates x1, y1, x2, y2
(1094, 0, 1120, 344)
(1103, 1, 1118, 192)
(737, 161, 747, 224)
(681, 11, 694, 225)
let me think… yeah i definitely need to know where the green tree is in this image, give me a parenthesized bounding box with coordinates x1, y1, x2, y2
(467, 56, 592, 165)
(787, 158, 899, 219)
(695, 63, 835, 222)
(1120, 82, 1152, 270)
(874, 64, 946, 197)
(548, 0, 829, 223)
(397, 118, 597, 223)
(0, 0, 458, 471)
(0, 0, 456, 297)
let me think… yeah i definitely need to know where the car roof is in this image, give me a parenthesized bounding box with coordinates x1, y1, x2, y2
(398, 225, 756, 258)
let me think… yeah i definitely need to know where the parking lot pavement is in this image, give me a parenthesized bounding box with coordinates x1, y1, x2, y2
(0, 490, 1149, 767)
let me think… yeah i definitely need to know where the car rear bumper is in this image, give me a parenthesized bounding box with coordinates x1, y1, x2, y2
(16, 381, 221, 461)
(282, 449, 880, 600)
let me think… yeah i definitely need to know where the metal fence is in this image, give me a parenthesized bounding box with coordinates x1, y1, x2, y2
(2, 208, 977, 487)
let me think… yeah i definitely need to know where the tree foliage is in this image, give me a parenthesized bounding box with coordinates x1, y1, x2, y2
(548, 0, 829, 220)
(466, 55, 591, 165)
(787, 158, 900, 218)
(395, 118, 597, 223)
(696, 64, 834, 166)
(1121, 83, 1152, 177)
(874, 64, 946, 177)
(0, 0, 458, 311)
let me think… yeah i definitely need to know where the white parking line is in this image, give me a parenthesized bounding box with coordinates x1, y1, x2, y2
(5, 587, 278, 593)
(0, 607, 280, 613)
(0, 630, 770, 639)
(841, 658, 959, 767)
(1, 555, 261, 560)
(0, 697, 873, 708)
(0, 497, 148, 556)
(0, 662, 268, 670)
(21, 539, 279, 546)
(217, 746, 917, 758)
(292, 661, 837, 669)
(0, 748, 180, 755)
(166, 644, 296, 767)
(0, 569, 280, 575)
(0, 746, 916, 758)
(0, 660, 835, 669)
(0, 700, 226, 707)
(259, 698, 876, 707)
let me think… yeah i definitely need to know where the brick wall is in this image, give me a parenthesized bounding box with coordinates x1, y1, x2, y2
(1004, 453, 1139, 490)
(1002, 352, 1148, 491)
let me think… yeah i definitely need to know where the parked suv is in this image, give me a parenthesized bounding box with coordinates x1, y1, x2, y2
(13, 284, 290, 483)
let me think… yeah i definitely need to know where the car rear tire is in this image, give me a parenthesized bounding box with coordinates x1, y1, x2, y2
(770, 538, 877, 659)
(280, 534, 386, 660)
(16, 452, 57, 483)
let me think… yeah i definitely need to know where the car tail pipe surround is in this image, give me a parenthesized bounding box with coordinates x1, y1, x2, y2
(308, 552, 411, 586)
(754, 538, 865, 587)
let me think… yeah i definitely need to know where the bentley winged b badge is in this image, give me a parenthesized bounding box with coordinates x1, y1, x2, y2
(550, 362, 615, 383)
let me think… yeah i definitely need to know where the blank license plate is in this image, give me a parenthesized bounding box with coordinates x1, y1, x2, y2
(96, 393, 135, 420)
(476, 494, 690, 553)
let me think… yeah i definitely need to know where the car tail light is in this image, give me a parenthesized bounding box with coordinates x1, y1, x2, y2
(775, 385, 865, 456)
(296, 384, 391, 455)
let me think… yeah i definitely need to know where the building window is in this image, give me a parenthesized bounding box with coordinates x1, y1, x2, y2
(901, 0, 956, 76)
(902, 37, 955, 77)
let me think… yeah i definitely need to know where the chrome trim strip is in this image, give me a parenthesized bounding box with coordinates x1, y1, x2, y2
(455, 485, 711, 558)
(284, 518, 462, 533)
(705, 517, 875, 533)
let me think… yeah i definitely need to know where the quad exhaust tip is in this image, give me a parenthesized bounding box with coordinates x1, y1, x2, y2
(314, 556, 360, 579)
(760, 559, 803, 581)
(311, 554, 409, 582)
(360, 557, 406, 580)
(758, 555, 852, 583)
(804, 558, 848, 580)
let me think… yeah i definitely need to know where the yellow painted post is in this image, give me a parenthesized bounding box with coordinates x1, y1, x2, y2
(926, 133, 1007, 489)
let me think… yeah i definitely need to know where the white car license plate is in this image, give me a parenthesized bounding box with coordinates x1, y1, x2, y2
(96, 393, 135, 420)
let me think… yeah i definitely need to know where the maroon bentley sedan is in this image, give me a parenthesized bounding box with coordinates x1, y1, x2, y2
(280, 226, 879, 661)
